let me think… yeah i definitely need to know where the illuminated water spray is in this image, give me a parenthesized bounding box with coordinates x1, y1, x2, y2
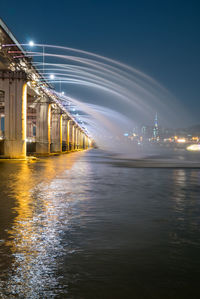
(4, 43, 188, 155)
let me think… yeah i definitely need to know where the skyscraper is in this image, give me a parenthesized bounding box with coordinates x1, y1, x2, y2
(153, 112, 159, 139)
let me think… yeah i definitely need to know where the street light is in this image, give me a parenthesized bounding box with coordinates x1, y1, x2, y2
(50, 74, 55, 80)
(29, 41, 34, 47)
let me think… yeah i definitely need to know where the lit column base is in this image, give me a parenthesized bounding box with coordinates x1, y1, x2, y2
(4, 140, 26, 159)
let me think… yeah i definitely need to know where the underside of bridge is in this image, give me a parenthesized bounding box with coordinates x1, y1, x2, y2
(0, 19, 90, 158)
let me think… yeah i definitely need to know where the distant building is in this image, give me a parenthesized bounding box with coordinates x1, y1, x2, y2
(153, 113, 159, 139)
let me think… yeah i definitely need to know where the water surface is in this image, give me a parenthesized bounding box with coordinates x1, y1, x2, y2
(0, 149, 200, 298)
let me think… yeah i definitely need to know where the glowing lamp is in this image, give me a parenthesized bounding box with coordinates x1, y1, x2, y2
(187, 144, 200, 151)
(29, 41, 34, 47)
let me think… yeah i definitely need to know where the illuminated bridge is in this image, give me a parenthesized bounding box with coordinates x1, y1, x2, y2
(0, 18, 90, 158)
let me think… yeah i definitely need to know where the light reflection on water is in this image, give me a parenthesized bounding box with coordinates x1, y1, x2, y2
(0, 150, 200, 298)
(0, 152, 89, 298)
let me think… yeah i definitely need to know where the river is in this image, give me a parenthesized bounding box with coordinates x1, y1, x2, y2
(0, 149, 200, 298)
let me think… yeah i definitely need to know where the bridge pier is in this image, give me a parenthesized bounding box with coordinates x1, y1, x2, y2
(79, 130, 83, 149)
(74, 126, 78, 150)
(84, 134, 87, 148)
(78, 128, 82, 149)
(82, 133, 85, 149)
(81, 132, 84, 149)
(36, 97, 51, 154)
(78, 130, 81, 149)
(0, 71, 27, 159)
(69, 121, 74, 150)
(62, 116, 67, 151)
(83, 135, 87, 149)
(76, 128, 79, 149)
(51, 109, 62, 153)
(62, 116, 70, 151)
(66, 119, 70, 150)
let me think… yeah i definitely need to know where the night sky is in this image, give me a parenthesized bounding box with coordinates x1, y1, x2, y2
(1, 0, 200, 124)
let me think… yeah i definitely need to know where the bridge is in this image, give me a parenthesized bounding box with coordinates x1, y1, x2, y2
(0, 19, 91, 159)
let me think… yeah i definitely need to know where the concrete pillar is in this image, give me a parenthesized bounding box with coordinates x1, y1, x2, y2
(84, 135, 88, 149)
(68, 120, 74, 150)
(77, 128, 80, 149)
(78, 130, 81, 149)
(36, 98, 51, 154)
(66, 119, 70, 150)
(0, 71, 27, 158)
(84, 135, 87, 149)
(62, 116, 67, 151)
(87, 138, 91, 148)
(85, 136, 89, 148)
(74, 126, 78, 150)
(79, 131, 83, 149)
(76, 127, 79, 149)
(83, 134, 85, 149)
(81, 133, 84, 149)
(51, 109, 62, 152)
(82, 134, 85, 149)
(73, 126, 76, 150)
(62, 117, 70, 151)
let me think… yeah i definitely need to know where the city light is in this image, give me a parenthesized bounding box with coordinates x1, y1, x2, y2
(192, 137, 199, 141)
(187, 144, 200, 151)
(177, 138, 186, 143)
